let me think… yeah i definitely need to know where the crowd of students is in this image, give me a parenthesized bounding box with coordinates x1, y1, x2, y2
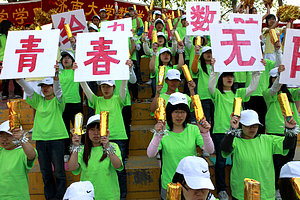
(0, 2, 300, 200)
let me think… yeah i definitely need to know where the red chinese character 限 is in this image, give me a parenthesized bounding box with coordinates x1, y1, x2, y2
(220, 29, 256, 66)
(190, 5, 216, 32)
(291, 36, 300, 78)
(15, 35, 44, 72)
(84, 37, 120, 75)
(107, 22, 124, 31)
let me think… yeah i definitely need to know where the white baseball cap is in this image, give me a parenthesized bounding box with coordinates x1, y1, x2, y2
(38, 78, 54, 86)
(155, 19, 165, 26)
(201, 46, 212, 54)
(154, 10, 162, 15)
(269, 67, 279, 77)
(176, 156, 215, 190)
(240, 110, 262, 126)
(86, 114, 100, 126)
(99, 80, 115, 86)
(63, 181, 94, 200)
(92, 15, 100, 20)
(88, 23, 98, 32)
(61, 50, 75, 61)
(166, 69, 181, 81)
(159, 47, 171, 55)
(157, 32, 166, 39)
(280, 161, 300, 178)
(168, 92, 188, 106)
(0, 121, 13, 135)
(181, 15, 186, 20)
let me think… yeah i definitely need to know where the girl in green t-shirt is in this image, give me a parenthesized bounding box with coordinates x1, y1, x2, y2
(68, 115, 123, 200)
(221, 110, 297, 200)
(147, 92, 214, 200)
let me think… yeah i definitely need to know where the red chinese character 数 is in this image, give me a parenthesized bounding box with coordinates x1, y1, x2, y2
(190, 5, 216, 32)
(107, 22, 125, 31)
(220, 29, 256, 66)
(58, 15, 85, 45)
(291, 36, 300, 78)
(15, 35, 44, 72)
(84, 37, 120, 75)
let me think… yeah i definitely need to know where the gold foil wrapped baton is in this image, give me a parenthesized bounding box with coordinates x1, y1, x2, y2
(100, 111, 109, 136)
(174, 30, 181, 42)
(177, 8, 181, 17)
(172, 11, 175, 20)
(158, 65, 165, 85)
(133, 5, 137, 11)
(192, 95, 205, 122)
(270, 29, 278, 45)
(244, 178, 261, 200)
(167, 19, 173, 31)
(145, 6, 149, 12)
(182, 64, 192, 82)
(233, 97, 242, 117)
(291, 177, 300, 198)
(278, 93, 293, 121)
(7, 100, 21, 131)
(74, 113, 84, 135)
(167, 183, 182, 200)
(152, 30, 158, 44)
(150, 0, 154, 10)
(196, 36, 201, 47)
(144, 21, 149, 33)
(155, 97, 166, 122)
(162, 0, 166, 9)
(64, 24, 73, 39)
(162, 14, 166, 20)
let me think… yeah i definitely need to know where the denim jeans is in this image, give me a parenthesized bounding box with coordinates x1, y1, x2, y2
(212, 134, 227, 192)
(110, 139, 128, 200)
(36, 140, 66, 200)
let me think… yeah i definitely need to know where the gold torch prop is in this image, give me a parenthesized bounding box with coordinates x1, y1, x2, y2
(64, 24, 73, 39)
(174, 30, 182, 43)
(195, 36, 202, 47)
(152, 30, 158, 44)
(167, 183, 182, 200)
(155, 97, 166, 122)
(278, 93, 293, 121)
(244, 178, 261, 200)
(167, 19, 173, 31)
(7, 100, 22, 131)
(233, 97, 242, 117)
(100, 111, 109, 137)
(269, 29, 278, 45)
(144, 21, 149, 33)
(73, 113, 84, 135)
(191, 95, 205, 122)
(291, 178, 300, 198)
(182, 64, 192, 82)
(150, 0, 154, 10)
(158, 65, 165, 86)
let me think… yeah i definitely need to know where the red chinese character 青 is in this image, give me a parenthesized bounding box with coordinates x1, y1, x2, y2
(190, 5, 216, 32)
(221, 29, 256, 66)
(84, 37, 120, 75)
(15, 35, 44, 72)
(107, 22, 125, 31)
(291, 36, 300, 78)
(58, 15, 85, 45)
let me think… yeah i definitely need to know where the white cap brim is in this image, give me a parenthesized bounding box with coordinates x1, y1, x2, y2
(184, 176, 215, 190)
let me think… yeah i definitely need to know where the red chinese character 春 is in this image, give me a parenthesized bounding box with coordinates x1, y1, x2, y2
(107, 22, 124, 31)
(58, 15, 85, 45)
(220, 29, 256, 66)
(84, 37, 120, 75)
(15, 35, 44, 72)
(190, 5, 216, 32)
(291, 36, 300, 78)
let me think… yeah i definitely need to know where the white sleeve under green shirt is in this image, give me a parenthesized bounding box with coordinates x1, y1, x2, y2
(222, 134, 288, 200)
(26, 92, 69, 140)
(0, 147, 37, 200)
(263, 88, 300, 134)
(212, 88, 250, 134)
(89, 94, 127, 140)
(158, 123, 204, 190)
(72, 143, 123, 200)
(58, 69, 81, 104)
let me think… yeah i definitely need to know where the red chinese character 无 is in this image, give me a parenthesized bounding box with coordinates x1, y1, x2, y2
(190, 5, 216, 32)
(15, 35, 44, 73)
(221, 29, 256, 66)
(58, 15, 85, 45)
(290, 36, 300, 78)
(84, 37, 120, 75)
(107, 22, 124, 31)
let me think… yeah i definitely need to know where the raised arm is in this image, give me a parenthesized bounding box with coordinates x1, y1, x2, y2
(245, 71, 260, 98)
(16, 79, 35, 100)
(269, 64, 285, 96)
(198, 120, 214, 154)
(208, 58, 217, 97)
(80, 82, 94, 102)
(129, 66, 137, 84)
(170, 36, 177, 55)
(177, 41, 184, 71)
(191, 45, 201, 74)
(12, 128, 36, 161)
(150, 85, 163, 113)
(149, 43, 158, 75)
(147, 121, 165, 158)
(68, 133, 81, 171)
(53, 79, 63, 102)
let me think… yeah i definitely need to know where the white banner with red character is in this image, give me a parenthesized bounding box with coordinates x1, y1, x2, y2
(100, 18, 133, 37)
(210, 23, 264, 72)
(186, 2, 221, 36)
(74, 32, 129, 82)
(280, 29, 300, 85)
(229, 13, 262, 35)
(52, 9, 88, 50)
(0, 30, 60, 79)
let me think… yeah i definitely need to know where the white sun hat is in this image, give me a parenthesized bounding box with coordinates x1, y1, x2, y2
(240, 109, 262, 126)
(168, 92, 188, 106)
(63, 181, 94, 200)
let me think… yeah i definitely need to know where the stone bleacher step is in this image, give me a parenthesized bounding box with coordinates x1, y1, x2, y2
(129, 124, 154, 156)
(131, 102, 156, 126)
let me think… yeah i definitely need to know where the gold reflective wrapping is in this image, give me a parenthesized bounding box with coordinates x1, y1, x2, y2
(244, 178, 261, 200)
(153, 13, 156, 21)
(145, 6, 149, 12)
(64, 24, 73, 39)
(192, 95, 205, 121)
(162, 14, 167, 21)
(152, 30, 158, 44)
(7, 100, 21, 131)
(269, 29, 278, 45)
(144, 21, 149, 33)
(177, 9, 181, 17)
(167, 19, 173, 31)
(233, 97, 242, 117)
(277, 93, 293, 118)
(100, 111, 109, 136)
(277, 5, 300, 22)
(162, 0, 166, 8)
(167, 183, 182, 200)
(172, 11, 175, 20)
(35, 25, 41, 30)
(155, 97, 166, 122)
(182, 64, 192, 82)
(174, 30, 181, 42)
(133, 5, 137, 11)
(132, 28, 136, 36)
(196, 36, 201, 47)
(291, 178, 300, 199)
(74, 113, 84, 135)
(158, 65, 165, 85)
(150, 0, 154, 10)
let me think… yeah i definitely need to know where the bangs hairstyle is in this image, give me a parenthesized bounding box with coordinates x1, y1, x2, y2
(217, 72, 236, 94)
(159, 51, 173, 67)
(83, 122, 107, 167)
(199, 50, 211, 75)
(166, 102, 190, 131)
(268, 78, 294, 103)
(61, 53, 75, 63)
(265, 14, 276, 26)
(158, 35, 167, 46)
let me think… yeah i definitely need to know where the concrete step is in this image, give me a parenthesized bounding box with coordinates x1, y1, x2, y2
(131, 102, 156, 126)
(137, 84, 153, 99)
(129, 125, 154, 156)
(140, 57, 151, 83)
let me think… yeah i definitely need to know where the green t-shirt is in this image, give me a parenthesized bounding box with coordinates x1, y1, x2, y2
(173, 18, 182, 28)
(59, 69, 81, 104)
(90, 94, 127, 140)
(222, 134, 288, 200)
(114, 80, 131, 106)
(129, 38, 137, 61)
(212, 88, 250, 134)
(150, 46, 174, 79)
(158, 123, 204, 189)
(246, 59, 275, 96)
(132, 17, 144, 31)
(234, 72, 247, 83)
(73, 143, 123, 200)
(0, 34, 6, 61)
(193, 64, 211, 100)
(263, 88, 300, 134)
(0, 147, 37, 200)
(27, 92, 69, 140)
(176, 27, 186, 42)
(154, 65, 178, 95)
